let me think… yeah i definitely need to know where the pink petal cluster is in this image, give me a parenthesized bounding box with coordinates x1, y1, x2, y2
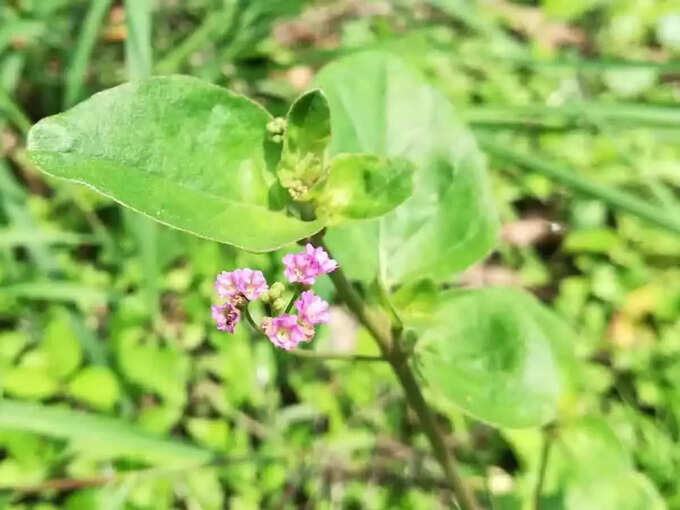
(295, 290, 330, 326)
(211, 303, 240, 333)
(283, 244, 338, 285)
(215, 268, 268, 301)
(261, 314, 311, 350)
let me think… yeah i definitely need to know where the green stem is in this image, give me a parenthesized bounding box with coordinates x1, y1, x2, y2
(289, 349, 386, 362)
(477, 134, 680, 236)
(533, 426, 554, 510)
(321, 241, 480, 510)
(284, 286, 302, 314)
(244, 305, 260, 332)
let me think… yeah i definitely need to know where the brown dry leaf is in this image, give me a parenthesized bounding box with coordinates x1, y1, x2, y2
(485, 0, 586, 49)
(273, 0, 392, 48)
(622, 284, 661, 319)
(286, 66, 314, 92)
(102, 5, 127, 42)
(329, 306, 359, 352)
(607, 313, 637, 349)
(459, 264, 521, 288)
(502, 218, 563, 247)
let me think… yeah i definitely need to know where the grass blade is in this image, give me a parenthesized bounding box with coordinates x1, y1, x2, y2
(155, 1, 238, 74)
(477, 133, 680, 236)
(0, 281, 112, 304)
(0, 229, 98, 248)
(64, 0, 113, 108)
(0, 399, 213, 467)
(0, 88, 31, 135)
(123, 0, 152, 80)
(465, 103, 680, 130)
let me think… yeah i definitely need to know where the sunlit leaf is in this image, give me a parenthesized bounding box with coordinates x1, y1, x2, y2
(28, 76, 322, 252)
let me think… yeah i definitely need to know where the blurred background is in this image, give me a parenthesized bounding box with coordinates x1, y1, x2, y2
(1, 0, 680, 508)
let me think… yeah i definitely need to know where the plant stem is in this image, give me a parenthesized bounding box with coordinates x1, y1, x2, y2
(244, 305, 260, 331)
(322, 241, 480, 510)
(285, 286, 302, 314)
(533, 426, 554, 510)
(289, 349, 386, 362)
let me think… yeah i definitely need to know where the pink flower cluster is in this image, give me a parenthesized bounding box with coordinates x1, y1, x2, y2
(211, 244, 338, 351)
(283, 244, 338, 285)
(215, 268, 268, 302)
(211, 303, 240, 333)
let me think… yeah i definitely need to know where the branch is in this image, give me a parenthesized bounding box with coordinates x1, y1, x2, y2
(320, 240, 481, 510)
(533, 425, 555, 510)
(289, 349, 386, 362)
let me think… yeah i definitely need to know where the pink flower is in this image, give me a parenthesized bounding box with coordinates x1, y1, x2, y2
(283, 244, 338, 285)
(211, 303, 240, 333)
(261, 314, 311, 350)
(215, 269, 268, 301)
(295, 290, 330, 325)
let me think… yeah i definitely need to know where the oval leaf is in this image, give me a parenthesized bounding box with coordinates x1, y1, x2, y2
(27, 75, 322, 252)
(316, 52, 499, 284)
(314, 154, 414, 224)
(416, 287, 572, 428)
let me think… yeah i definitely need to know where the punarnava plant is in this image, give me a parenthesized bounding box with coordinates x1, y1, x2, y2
(26, 51, 576, 509)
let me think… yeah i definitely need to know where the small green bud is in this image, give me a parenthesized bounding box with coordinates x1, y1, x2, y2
(267, 117, 287, 136)
(272, 297, 286, 313)
(269, 282, 285, 300)
(260, 290, 271, 304)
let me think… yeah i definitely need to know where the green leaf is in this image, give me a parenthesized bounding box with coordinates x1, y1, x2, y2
(67, 367, 121, 412)
(0, 399, 212, 467)
(1, 367, 59, 400)
(277, 89, 331, 200)
(551, 418, 666, 510)
(116, 331, 189, 406)
(316, 52, 498, 284)
(284, 89, 331, 165)
(415, 287, 573, 428)
(40, 310, 82, 379)
(314, 154, 413, 224)
(27, 76, 322, 252)
(565, 471, 666, 510)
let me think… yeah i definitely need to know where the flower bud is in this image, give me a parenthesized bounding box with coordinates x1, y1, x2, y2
(269, 282, 285, 300)
(267, 117, 287, 137)
(278, 152, 327, 201)
(272, 297, 287, 314)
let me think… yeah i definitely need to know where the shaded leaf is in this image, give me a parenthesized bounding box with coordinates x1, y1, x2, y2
(416, 287, 573, 428)
(316, 51, 498, 284)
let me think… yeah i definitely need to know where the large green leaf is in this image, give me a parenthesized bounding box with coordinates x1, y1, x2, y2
(316, 51, 499, 284)
(415, 287, 572, 428)
(314, 154, 414, 224)
(27, 75, 322, 252)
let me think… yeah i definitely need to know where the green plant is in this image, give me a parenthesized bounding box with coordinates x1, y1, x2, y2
(24, 50, 579, 509)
